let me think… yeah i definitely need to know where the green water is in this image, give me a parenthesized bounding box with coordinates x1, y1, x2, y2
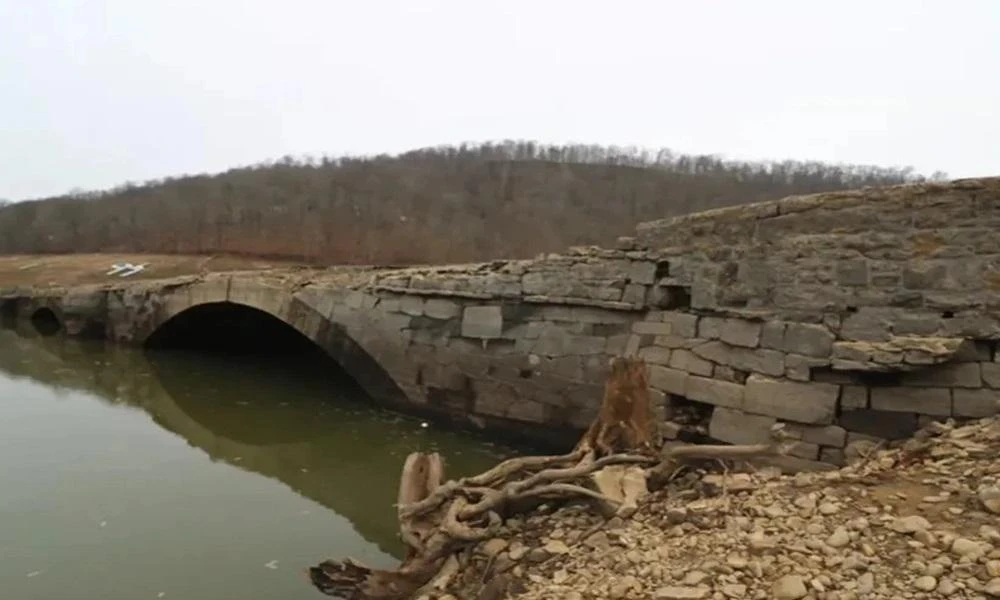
(0, 327, 515, 600)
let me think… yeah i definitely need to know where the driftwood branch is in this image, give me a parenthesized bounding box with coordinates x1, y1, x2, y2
(307, 356, 791, 600)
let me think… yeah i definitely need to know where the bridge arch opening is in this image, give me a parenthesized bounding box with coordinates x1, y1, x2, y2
(143, 301, 407, 410)
(146, 302, 328, 357)
(30, 307, 62, 337)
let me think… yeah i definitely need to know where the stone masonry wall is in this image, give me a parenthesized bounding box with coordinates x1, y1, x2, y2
(360, 177, 1000, 468)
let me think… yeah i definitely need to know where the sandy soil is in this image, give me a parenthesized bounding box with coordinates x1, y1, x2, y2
(0, 254, 307, 288)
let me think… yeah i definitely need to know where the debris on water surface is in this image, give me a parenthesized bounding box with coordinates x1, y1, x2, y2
(26, 571, 42, 578)
(264, 560, 279, 569)
(99, 520, 107, 528)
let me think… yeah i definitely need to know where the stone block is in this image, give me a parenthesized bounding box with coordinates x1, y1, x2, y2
(506, 399, 546, 423)
(840, 309, 892, 342)
(690, 280, 718, 310)
(819, 447, 846, 466)
(840, 385, 869, 410)
(902, 262, 948, 290)
(900, 362, 982, 388)
(784, 423, 848, 448)
(659, 421, 682, 440)
(692, 341, 785, 377)
(624, 334, 641, 355)
(462, 306, 503, 338)
(668, 349, 714, 377)
(697, 316, 725, 339)
(743, 374, 839, 424)
(632, 321, 674, 336)
(621, 283, 647, 305)
(472, 381, 514, 418)
(788, 441, 821, 460)
(952, 340, 993, 362)
(570, 307, 633, 325)
(892, 314, 943, 336)
(837, 259, 869, 286)
(532, 331, 606, 356)
(662, 312, 699, 338)
(782, 323, 835, 358)
(709, 407, 776, 445)
(839, 409, 918, 440)
(685, 376, 744, 409)
(713, 365, 747, 384)
(720, 319, 761, 348)
(653, 335, 703, 349)
(638, 346, 672, 365)
(605, 334, 630, 355)
(870, 387, 951, 416)
(785, 354, 830, 382)
(761, 321, 786, 350)
(626, 260, 657, 285)
(399, 295, 425, 316)
(952, 389, 1000, 418)
(344, 290, 379, 311)
(421, 363, 468, 391)
(502, 321, 547, 341)
(227, 281, 287, 319)
(423, 298, 461, 320)
(649, 365, 688, 396)
(982, 362, 1000, 388)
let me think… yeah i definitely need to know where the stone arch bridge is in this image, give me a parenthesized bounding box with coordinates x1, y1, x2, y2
(4, 177, 1000, 469)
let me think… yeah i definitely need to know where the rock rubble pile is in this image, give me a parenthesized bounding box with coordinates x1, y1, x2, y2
(435, 415, 1000, 600)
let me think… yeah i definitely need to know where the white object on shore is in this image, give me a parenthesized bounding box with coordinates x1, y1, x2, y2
(106, 263, 129, 275)
(106, 263, 149, 277)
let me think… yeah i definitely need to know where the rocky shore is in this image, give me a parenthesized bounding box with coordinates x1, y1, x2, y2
(433, 415, 1000, 600)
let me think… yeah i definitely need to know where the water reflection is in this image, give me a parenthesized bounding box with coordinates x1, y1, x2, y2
(0, 327, 515, 559)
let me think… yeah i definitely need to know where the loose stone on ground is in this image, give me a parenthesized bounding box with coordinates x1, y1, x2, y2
(436, 414, 1000, 600)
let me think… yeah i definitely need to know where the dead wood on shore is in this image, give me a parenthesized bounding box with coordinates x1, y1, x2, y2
(307, 356, 794, 600)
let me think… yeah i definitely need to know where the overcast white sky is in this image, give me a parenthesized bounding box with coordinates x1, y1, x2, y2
(1, 0, 998, 201)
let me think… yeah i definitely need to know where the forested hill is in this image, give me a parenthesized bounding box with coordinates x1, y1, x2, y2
(0, 142, 945, 265)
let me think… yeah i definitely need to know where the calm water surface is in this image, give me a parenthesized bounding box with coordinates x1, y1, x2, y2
(0, 327, 515, 600)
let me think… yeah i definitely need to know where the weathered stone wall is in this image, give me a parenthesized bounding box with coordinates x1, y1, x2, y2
(3, 177, 999, 467)
(622, 177, 1000, 467)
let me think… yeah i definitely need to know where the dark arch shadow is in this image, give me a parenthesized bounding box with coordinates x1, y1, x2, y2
(0, 299, 16, 327)
(30, 307, 62, 336)
(144, 300, 410, 412)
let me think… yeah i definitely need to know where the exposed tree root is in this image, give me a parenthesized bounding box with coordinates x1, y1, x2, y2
(307, 356, 794, 600)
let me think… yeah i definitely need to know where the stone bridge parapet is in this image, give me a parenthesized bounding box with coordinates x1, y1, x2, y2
(3, 177, 999, 469)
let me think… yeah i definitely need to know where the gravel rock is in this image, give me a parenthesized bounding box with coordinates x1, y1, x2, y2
(890, 515, 932, 534)
(951, 537, 983, 557)
(771, 575, 808, 599)
(826, 526, 850, 548)
(988, 560, 1000, 578)
(981, 485, 1000, 514)
(444, 415, 1000, 600)
(913, 575, 937, 591)
(654, 585, 711, 599)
